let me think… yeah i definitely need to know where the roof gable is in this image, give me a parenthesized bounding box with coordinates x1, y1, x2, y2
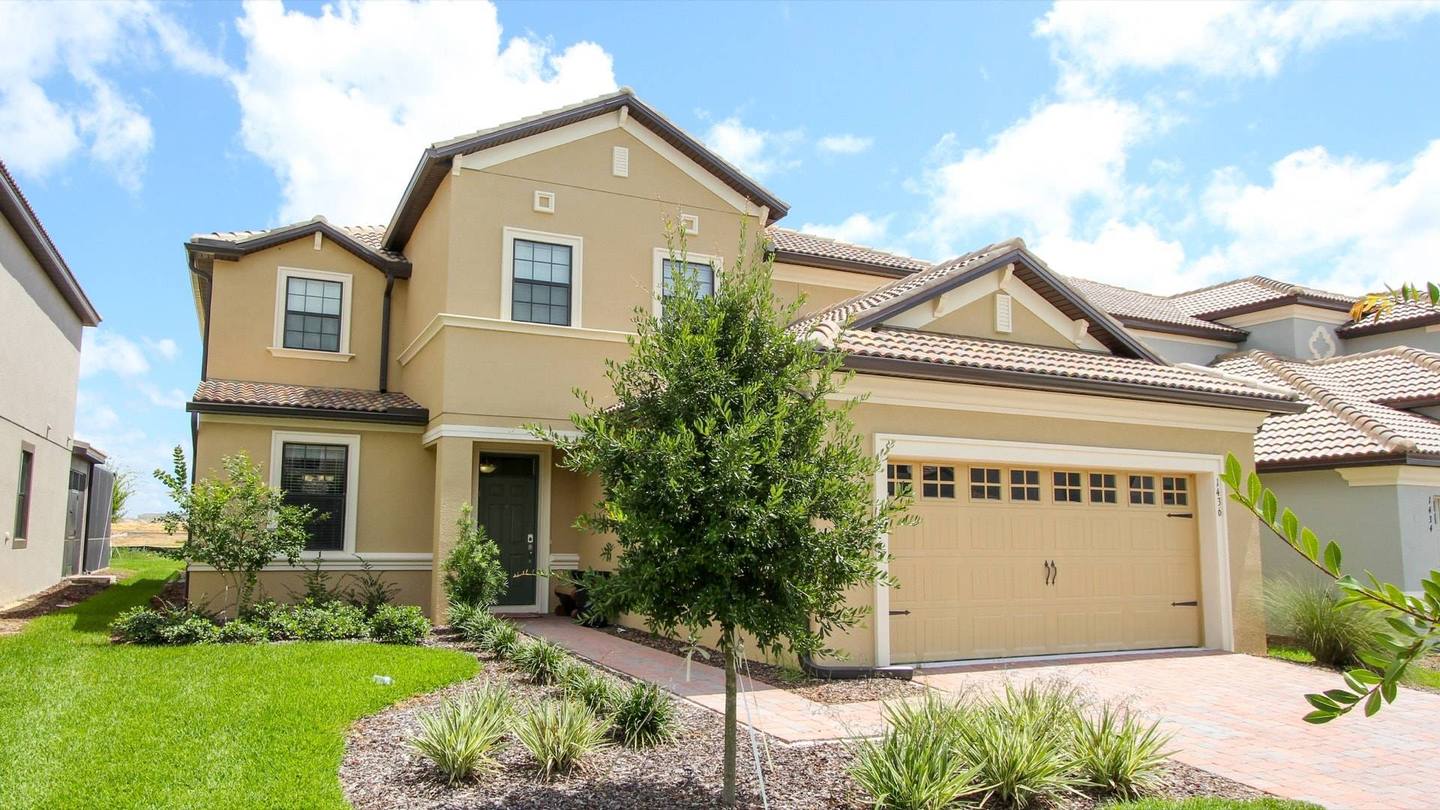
(383, 89, 789, 252)
(186, 218, 411, 277)
(0, 161, 100, 326)
(881, 268, 1108, 352)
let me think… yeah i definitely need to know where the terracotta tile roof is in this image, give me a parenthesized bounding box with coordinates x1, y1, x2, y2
(1212, 348, 1440, 467)
(830, 327, 1296, 402)
(1064, 277, 1245, 340)
(193, 379, 426, 417)
(766, 226, 932, 274)
(1336, 301, 1440, 336)
(196, 220, 403, 262)
(1168, 276, 1353, 318)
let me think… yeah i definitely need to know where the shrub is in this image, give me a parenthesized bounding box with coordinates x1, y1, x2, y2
(512, 639, 570, 685)
(1070, 705, 1172, 799)
(562, 666, 622, 715)
(488, 622, 520, 657)
(290, 558, 346, 605)
(1264, 575, 1384, 667)
(216, 620, 268, 644)
(610, 682, 677, 748)
(111, 606, 170, 644)
(409, 684, 512, 785)
(514, 699, 611, 779)
(157, 614, 220, 645)
(347, 558, 401, 617)
(958, 682, 1084, 809)
(370, 604, 431, 645)
(247, 599, 369, 641)
(848, 693, 977, 810)
(456, 609, 499, 647)
(447, 601, 483, 631)
(442, 504, 508, 609)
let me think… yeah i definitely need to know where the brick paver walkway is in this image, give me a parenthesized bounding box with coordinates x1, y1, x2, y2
(521, 617, 1440, 809)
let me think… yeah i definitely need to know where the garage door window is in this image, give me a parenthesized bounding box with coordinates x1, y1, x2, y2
(1162, 476, 1188, 506)
(887, 463, 913, 497)
(1010, 469, 1041, 501)
(1088, 473, 1118, 504)
(1053, 471, 1083, 503)
(1129, 474, 1156, 505)
(922, 465, 957, 499)
(968, 467, 1000, 501)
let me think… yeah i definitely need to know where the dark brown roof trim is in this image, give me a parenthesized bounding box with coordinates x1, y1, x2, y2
(1201, 292, 1353, 321)
(841, 353, 1305, 415)
(0, 162, 100, 326)
(187, 220, 412, 278)
(1257, 453, 1440, 473)
(187, 400, 429, 426)
(850, 248, 1166, 363)
(769, 249, 916, 279)
(1336, 311, 1440, 337)
(1115, 315, 1246, 342)
(383, 90, 790, 252)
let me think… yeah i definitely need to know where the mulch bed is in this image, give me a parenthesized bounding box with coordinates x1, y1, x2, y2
(0, 578, 112, 636)
(341, 630, 1275, 810)
(598, 624, 927, 705)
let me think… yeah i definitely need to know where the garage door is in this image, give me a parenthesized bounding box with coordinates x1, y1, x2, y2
(888, 459, 1201, 664)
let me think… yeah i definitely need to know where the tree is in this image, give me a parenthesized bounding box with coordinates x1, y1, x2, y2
(535, 225, 908, 805)
(442, 503, 509, 609)
(110, 468, 135, 522)
(154, 446, 315, 615)
(1222, 454, 1440, 722)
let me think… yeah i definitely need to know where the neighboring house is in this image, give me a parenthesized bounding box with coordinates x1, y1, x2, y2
(183, 90, 1299, 667)
(1066, 274, 1440, 594)
(0, 161, 107, 607)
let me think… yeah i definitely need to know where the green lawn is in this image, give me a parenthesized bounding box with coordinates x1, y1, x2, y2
(1268, 643, 1440, 690)
(0, 551, 478, 810)
(1108, 800, 1322, 810)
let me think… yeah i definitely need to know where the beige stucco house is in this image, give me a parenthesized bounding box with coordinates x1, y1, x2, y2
(183, 90, 1303, 667)
(0, 162, 105, 607)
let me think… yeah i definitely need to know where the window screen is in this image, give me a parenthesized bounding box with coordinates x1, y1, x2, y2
(280, 443, 348, 551)
(512, 239, 572, 326)
(283, 276, 343, 352)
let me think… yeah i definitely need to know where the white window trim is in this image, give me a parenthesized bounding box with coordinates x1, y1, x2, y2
(501, 227, 584, 328)
(272, 266, 355, 359)
(651, 247, 722, 317)
(269, 430, 360, 555)
(872, 434, 1234, 668)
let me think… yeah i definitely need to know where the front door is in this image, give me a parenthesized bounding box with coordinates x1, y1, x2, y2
(476, 454, 538, 607)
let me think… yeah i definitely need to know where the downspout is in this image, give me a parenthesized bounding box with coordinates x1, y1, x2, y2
(379, 271, 395, 392)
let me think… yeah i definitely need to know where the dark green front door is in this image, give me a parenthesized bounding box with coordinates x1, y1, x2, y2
(476, 454, 538, 607)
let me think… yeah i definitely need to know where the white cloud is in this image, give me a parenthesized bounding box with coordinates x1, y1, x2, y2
(817, 134, 873, 155)
(1033, 220, 1197, 293)
(137, 383, 189, 410)
(141, 337, 180, 362)
(0, 1, 223, 188)
(229, 0, 617, 224)
(81, 332, 151, 378)
(799, 214, 894, 249)
(702, 117, 803, 180)
(1195, 141, 1440, 294)
(1036, 0, 1440, 86)
(916, 98, 1150, 256)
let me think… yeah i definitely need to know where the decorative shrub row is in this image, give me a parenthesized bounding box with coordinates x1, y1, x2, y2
(848, 683, 1172, 810)
(111, 600, 431, 646)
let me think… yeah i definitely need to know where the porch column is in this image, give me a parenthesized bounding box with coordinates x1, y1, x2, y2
(430, 435, 472, 621)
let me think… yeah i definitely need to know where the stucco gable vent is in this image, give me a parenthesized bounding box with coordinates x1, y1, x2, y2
(995, 292, 1013, 333)
(612, 146, 630, 178)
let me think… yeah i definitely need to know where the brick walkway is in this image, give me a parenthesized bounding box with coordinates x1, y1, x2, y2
(521, 617, 1440, 809)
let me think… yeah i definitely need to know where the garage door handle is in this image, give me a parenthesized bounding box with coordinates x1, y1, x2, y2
(889, 610, 911, 616)
(1171, 600, 1198, 607)
(1044, 559, 1056, 586)
(1166, 512, 1193, 518)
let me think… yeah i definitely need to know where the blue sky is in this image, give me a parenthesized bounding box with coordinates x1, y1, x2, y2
(4, 0, 1438, 512)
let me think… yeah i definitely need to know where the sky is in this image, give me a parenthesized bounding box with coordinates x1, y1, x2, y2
(4, 0, 1438, 513)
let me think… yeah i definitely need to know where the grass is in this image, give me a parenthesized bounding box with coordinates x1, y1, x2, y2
(0, 550, 478, 809)
(1267, 643, 1440, 691)
(1106, 799, 1322, 809)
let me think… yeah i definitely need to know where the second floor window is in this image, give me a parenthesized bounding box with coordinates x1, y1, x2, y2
(284, 276, 343, 352)
(661, 258, 715, 311)
(512, 239, 572, 326)
(14, 448, 34, 539)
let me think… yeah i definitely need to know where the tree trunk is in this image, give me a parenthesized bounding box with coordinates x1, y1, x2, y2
(722, 624, 738, 807)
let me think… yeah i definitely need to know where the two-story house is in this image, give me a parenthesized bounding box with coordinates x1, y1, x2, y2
(183, 90, 1300, 668)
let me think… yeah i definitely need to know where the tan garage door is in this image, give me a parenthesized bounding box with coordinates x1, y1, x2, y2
(888, 460, 1201, 664)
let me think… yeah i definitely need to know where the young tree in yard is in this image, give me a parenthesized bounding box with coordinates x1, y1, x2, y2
(442, 503, 509, 609)
(535, 225, 909, 805)
(154, 447, 315, 615)
(110, 468, 135, 522)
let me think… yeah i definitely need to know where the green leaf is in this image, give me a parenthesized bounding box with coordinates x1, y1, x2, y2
(1306, 693, 1340, 711)
(1364, 690, 1383, 717)
(1347, 668, 1382, 686)
(1246, 472, 1263, 507)
(1323, 541, 1343, 576)
(1385, 617, 1419, 638)
(1382, 680, 1398, 703)
(1260, 490, 1278, 524)
(1303, 709, 1336, 724)
(1279, 509, 1300, 544)
(1223, 454, 1242, 490)
(1323, 689, 1361, 705)
(1298, 526, 1319, 561)
(1428, 281, 1440, 306)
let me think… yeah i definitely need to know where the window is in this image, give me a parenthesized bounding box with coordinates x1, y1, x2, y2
(1129, 474, 1156, 506)
(886, 463, 913, 497)
(661, 259, 715, 302)
(969, 467, 1001, 501)
(512, 239, 573, 326)
(14, 448, 33, 539)
(280, 443, 350, 551)
(1010, 469, 1041, 501)
(922, 465, 956, 499)
(283, 276, 343, 351)
(1053, 471, 1083, 503)
(1089, 473, 1118, 504)
(1162, 476, 1189, 507)
(533, 190, 556, 213)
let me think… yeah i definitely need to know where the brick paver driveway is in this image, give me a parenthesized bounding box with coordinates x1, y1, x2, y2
(921, 651, 1440, 810)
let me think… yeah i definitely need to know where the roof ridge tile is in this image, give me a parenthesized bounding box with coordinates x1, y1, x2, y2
(1245, 351, 1419, 454)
